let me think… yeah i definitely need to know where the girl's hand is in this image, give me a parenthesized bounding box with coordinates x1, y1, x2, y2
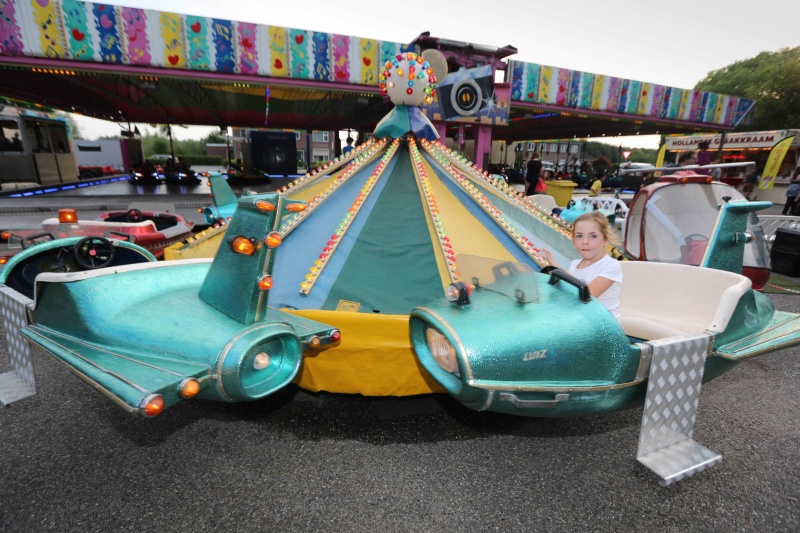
(537, 248, 557, 267)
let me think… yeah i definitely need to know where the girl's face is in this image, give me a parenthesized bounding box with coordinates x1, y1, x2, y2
(573, 220, 607, 262)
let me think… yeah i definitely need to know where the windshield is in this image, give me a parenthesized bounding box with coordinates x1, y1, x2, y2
(457, 254, 540, 303)
(642, 182, 769, 268)
(1, 233, 24, 252)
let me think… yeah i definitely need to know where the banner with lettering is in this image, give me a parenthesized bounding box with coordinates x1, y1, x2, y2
(758, 135, 795, 190)
(665, 131, 793, 151)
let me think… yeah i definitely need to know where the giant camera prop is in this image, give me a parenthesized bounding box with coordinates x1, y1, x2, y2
(437, 65, 495, 120)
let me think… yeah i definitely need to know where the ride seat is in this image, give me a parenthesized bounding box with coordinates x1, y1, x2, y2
(617, 261, 751, 341)
(528, 194, 557, 212)
(578, 197, 629, 216)
(42, 218, 158, 232)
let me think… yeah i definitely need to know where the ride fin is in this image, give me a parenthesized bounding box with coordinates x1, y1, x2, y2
(202, 173, 239, 224)
(209, 173, 238, 207)
(198, 193, 307, 324)
(21, 323, 210, 415)
(700, 199, 771, 274)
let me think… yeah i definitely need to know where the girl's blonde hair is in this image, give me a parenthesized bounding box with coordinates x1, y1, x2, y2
(571, 210, 620, 247)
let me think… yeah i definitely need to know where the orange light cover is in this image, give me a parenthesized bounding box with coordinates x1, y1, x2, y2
(141, 395, 164, 417)
(58, 208, 78, 223)
(0, 257, 8, 265)
(256, 201, 276, 212)
(0, 231, 10, 241)
(286, 203, 308, 213)
(178, 378, 200, 399)
(258, 275, 273, 291)
(231, 236, 256, 255)
(307, 336, 321, 350)
(265, 231, 282, 248)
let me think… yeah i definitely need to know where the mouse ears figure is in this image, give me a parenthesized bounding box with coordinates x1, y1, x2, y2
(374, 49, 448, 141)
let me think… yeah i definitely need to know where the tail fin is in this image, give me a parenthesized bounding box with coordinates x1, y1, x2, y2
(198, 193, 307, 323)
(701, 199, 771, 274)
(202, 174, 239, 224)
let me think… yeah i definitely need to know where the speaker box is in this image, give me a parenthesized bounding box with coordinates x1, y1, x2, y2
(770, 228, 800, 277)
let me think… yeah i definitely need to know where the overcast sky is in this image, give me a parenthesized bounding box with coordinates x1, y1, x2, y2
(72, 0, 800, 148)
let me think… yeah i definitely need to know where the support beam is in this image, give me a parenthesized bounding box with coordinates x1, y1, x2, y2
(474, 124, 493, 169)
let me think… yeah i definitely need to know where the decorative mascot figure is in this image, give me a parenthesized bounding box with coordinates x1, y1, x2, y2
(374, 49, 449, 141)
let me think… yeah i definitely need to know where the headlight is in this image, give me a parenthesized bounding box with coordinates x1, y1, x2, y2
(253, 352, 270, 369)
(215, 325, 302, 401)
(425, 328, 460, 376)
(203, 206, 220, 224)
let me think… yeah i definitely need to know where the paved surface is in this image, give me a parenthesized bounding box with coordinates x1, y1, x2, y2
(0, 292, 798, 532)
(0, 174, 798, 531)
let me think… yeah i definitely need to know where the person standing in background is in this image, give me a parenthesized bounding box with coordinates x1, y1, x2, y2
(695, 141, 712, 174)
(342, 137, 354, 155)
(525, 153, 543, 196)
(783, 167, 800, 215)
(741, 168, 759, 200)
(588, 169, 606, 197)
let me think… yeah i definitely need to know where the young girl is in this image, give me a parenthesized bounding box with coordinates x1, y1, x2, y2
(538, 210, 623, 318)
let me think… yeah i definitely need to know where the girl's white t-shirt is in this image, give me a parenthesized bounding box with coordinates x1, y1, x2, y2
(568, 255, 623, 318)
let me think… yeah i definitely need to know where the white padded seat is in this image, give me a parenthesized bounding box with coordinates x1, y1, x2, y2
(42, 218, 159, 232)
(618, 261, 751, 341)
(577, 197, 629, 216)
(528, 194, 557, 212)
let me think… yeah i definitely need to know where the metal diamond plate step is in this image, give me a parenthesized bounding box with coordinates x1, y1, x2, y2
(637, 333, 720, 486)
(0, 285, 36, 407)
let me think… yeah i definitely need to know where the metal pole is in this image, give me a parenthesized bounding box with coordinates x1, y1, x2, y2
(225, 127, 230, 168)
(716, 132, 726, 163)
(306, 130, 312, 171)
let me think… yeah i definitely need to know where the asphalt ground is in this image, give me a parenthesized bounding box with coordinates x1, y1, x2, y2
(0, 291, 798, 532)
(0, 173, 798, 531)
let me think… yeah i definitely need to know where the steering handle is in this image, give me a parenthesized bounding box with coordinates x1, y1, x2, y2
(547, 268, 592, 303)
(20, 232, 56, 249)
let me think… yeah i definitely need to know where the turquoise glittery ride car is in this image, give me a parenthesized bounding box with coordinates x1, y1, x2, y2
(0, 194, 340, 417)
(410, 199, 800, 418)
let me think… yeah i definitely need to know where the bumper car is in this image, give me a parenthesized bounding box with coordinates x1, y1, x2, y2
(162, 165, 201, 184)
(1, 208, 194, 265)
(622, 170, 772, 290)
(225, 165, 273, 184)
(129, 160, 163, 184)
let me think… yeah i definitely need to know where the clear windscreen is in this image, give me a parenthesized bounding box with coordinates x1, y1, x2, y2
(457, 254, 540, 303)
(642, 183, 769, 268)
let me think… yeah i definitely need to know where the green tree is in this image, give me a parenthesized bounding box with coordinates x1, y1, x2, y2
(155, 124, 177, 159)
(205, 131, 225, 144)
(141, 133, 169, 157)
(63, 113, 82, 139)
(694, 46, 800, 130)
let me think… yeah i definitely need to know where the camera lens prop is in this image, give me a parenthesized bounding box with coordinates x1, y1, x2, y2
(451, 78, 482, 116)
